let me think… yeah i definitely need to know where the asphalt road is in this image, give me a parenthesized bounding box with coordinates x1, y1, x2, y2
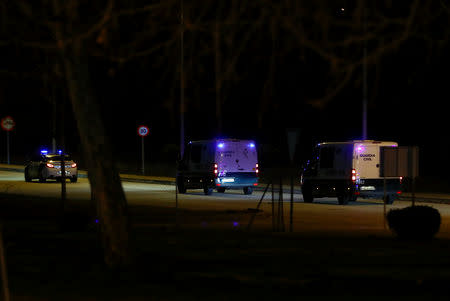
(2, 169, 450, 239)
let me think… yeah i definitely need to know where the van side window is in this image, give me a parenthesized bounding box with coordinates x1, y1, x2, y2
(320, 147, 335, 168)
(190, 145, 202, 163)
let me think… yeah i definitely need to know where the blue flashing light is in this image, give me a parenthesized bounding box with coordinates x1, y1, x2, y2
(40, 150, 48, 155)
(249, 143, 255, 148)
(58, 149, 62, 154)
(218, 143, 225, 148)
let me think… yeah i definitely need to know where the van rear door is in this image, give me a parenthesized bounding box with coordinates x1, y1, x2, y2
(215, 140, 257, 173)
(354, 144, 380, 179)
(233, 141, 257, 172)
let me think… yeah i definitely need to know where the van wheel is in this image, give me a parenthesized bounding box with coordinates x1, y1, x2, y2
(302, 186, 313, 203)
(217, 187, 226, 193)
(384, 194, 394, 205)
(243, 187, 253, 195)
(177, 177, 186, 194)
(70, 176, 78, 183)
(337, 194, 350, 205)
(203, 186, 213, 195)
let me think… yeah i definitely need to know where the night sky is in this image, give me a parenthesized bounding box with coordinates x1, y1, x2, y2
(1, 1, 450, 181)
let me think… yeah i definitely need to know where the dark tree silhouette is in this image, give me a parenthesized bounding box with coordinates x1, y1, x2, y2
(1, 0, 449, 267)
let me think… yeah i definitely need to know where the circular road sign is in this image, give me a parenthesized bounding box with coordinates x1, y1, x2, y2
(138, 125, 150, 137)
(1, 116, 15, 131)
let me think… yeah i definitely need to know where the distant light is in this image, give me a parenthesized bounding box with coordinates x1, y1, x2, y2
(249, 143, 255, 148)
(95, 219, 99, 223)
(218, 143, 224, 148)
(340, 7, 345, 11)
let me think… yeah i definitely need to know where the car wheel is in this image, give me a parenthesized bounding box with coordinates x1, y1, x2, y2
(24, 167, 32, 182)
(243, 187, 253, 195)
(217, 187, 226, 193)
(177, 177, 186, 193)
(38, 167, 46, 183)
(70, 176, 78, 183)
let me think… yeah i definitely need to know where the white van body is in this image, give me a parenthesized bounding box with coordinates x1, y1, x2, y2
(177, 139, 259, 195)
(301, 140, 402, 204)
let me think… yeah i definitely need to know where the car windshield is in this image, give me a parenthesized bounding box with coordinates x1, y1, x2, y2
(45, 155, 72, 161)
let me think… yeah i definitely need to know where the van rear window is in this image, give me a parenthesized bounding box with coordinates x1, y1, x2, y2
(320, 147, 334, 168)
(190, 145, 202, 163)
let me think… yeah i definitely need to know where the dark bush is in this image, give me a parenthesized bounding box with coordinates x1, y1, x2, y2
(387, 205, 441, 240)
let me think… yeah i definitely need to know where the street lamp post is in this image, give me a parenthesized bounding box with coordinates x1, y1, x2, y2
(362, 4, 368, 140)
(179, 0, 185, 158)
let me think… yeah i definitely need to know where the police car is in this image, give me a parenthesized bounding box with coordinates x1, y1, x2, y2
(24, 150, 78, 183)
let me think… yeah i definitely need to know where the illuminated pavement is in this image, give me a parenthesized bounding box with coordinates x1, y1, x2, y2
(2, 167, 450, 239)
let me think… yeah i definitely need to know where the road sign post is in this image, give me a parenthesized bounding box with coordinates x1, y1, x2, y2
(138, 125, 150, 175)
(6, 132, 9, 165)
(286, 128, 300, 233)
(1, 116, 15, 165)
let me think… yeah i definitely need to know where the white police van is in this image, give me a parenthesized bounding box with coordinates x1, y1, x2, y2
(177, 139, 259, 195)
(300, 140, 402, 204)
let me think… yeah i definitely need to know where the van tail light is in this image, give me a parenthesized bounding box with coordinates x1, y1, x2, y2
(46, 163, 54, 168)
(213, 163, 218, 177)
(399, 176, 403, 184)
(255, 163, 259, 176)
(71, 163, 77, 168)
(351, 169, 356, 183)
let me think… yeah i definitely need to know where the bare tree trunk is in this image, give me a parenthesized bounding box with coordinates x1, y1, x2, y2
(214, 21, 222, 135)
(63, 39, 130, 268)
(51, 0, 130, 269)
